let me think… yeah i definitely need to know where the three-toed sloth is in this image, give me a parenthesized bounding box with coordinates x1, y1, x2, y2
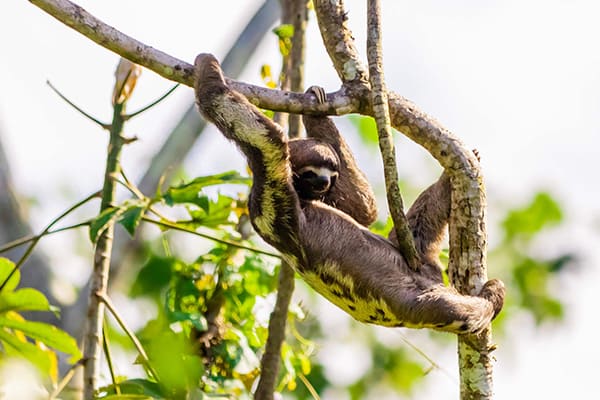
(194, 53, 504, 334)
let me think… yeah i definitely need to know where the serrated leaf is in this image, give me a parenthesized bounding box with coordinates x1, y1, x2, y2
(89, 206, 121, 243)
(0, 257, 20, 292)
(0, 288, 51, 313)
(0, 316, 81, 362)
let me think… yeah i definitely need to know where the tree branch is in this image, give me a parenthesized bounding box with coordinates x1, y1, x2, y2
(28, 0, 355, 115)
(313, 2, 495, 398)
(365, 0, 419, 270)
(312, 0, 368, 84)
(82, 61, 137, 398)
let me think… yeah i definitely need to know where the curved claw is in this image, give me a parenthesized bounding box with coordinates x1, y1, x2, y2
(306, 85, 327, 104)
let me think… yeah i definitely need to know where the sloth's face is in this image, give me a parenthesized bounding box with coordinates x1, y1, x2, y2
(293, 166, 339, 200)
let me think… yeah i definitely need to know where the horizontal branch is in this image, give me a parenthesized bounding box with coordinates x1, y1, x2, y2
(29, 0, 358, 115)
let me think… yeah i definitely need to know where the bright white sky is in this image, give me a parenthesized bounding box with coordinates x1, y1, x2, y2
(2, 1, 600, 399)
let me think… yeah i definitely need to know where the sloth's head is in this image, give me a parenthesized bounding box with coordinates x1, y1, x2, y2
(289, 138, 340, 200)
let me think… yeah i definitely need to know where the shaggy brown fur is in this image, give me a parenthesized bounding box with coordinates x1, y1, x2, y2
(194, 53, 504, 333)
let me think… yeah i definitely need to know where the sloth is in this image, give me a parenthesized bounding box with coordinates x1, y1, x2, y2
(288, 87, 377, 227)
(194, 53, 505, 334)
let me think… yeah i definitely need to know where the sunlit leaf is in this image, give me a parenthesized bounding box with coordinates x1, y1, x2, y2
(0, 257, 20, 293)
(0, 316, 81, 362)
(0, 288, 51, 313)
(0, 328, 54, 377)
(163, 171, 250, 207)
(272, 24, 294, 56)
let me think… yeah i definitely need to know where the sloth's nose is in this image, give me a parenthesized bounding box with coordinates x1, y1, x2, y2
(309, 175, 331, 192)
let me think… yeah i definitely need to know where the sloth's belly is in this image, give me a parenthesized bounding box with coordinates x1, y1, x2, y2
(300, 266, 404, 328)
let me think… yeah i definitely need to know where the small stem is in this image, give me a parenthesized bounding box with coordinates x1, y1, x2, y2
(298, 373, 321, 400)
(46, 80, 109, 128)
(0, 192, 99, 291)
(97, 291, 159, 380)
(102, 319, 121, 395)
(48, 359, 84, 400)
(0, 221, 90, 254)
(83, 97, 126, 399)
(125, 84, 179, 119)
(366, 0, 419, 270)
(141, 216, 280, 258)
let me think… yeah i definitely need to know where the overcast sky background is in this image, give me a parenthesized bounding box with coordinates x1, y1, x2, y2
(2, 1, 600, 398)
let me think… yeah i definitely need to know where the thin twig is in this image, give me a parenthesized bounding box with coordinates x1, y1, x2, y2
(0, 221, 90, 254)
(125, 84, 179, 120)
(0, 191, 100, 291)
(97, 291, 158, 380)
(82, 76, 128, 397)
(48, 358, 84, 400)
(396, 331, 458, 384)
(365, 0, 419, 270)
(141, 216, 280, 259)
(102, 319, 121, 395)
(298, 373, 321, 400)
(46, 80, 109, 128)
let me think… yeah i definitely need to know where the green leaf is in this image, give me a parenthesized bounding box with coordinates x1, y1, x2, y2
(119, 204, 146, 237)
(0, 316, 81, 362)
(163, 171, 251, 207)
(130, 255, 175, 298)
(90, 206, 121, 243)
(97, 378, 165, 399)
(184, 194, 235, 228)
(272, 24, 294, 56)
(0, 328, 54, 375)
(0, 257, 20, 292)
(272, 24, 294, 39)
(0, 288, 51, 313)
(502, 192, 563, 241)
(145, 330, 204, 393)
(348, 114, 379, 147)
(167, 311, 208, 331)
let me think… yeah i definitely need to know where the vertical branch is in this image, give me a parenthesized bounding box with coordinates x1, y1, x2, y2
(82, 60, 140, 399)
(255, 1, 308, 399)
(366, 0, 419, 270)
(450, 170, 494, 400)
